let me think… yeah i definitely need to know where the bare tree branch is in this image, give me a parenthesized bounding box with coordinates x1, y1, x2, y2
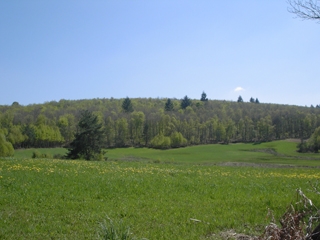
(288, 0, 320, 22)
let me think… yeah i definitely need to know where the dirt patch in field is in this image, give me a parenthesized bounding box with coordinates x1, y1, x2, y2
(285, 138, 303, 143)
(217, 162, 296, 168)
(249, 146, 320, 161)
(218, 161, 320, 169)
(118, 156, 152, 162)
(250, 148, 281, 156)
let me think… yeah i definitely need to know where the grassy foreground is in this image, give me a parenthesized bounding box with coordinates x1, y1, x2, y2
(1, 161, 320, 239)
(1, 140, 320, 239)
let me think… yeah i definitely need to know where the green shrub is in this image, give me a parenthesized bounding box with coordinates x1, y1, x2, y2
(150, 132, 187, 149)
(297, 127, 320, 153)
(41, 153, 53, 159)
(32, 151, 52, 159)
(53, 153, 63, 159)
(297, 142, 309, 153)
(170, 132, 187, 148)
(32, 150, 41, 158)
(98, 216, 135, 240)
(0, 131, 14, 157)
(92, 150, 108, 161)
(150, 133, 171, 149)
(308, 127, 320, 153)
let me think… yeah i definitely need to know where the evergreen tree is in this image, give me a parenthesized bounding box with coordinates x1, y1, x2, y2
(255, 98, 260, 104)
(122, 97, 133, 113)
(164, 99, 174, 111)
(237, 96, 243, 103)
(181, 96, 191, 109)
(250, 97, 255, 103)
(66, 110, 104, 160)
(200, 91, 208, 101)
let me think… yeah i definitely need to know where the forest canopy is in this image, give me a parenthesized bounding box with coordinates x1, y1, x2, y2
(1, 97, 320, 151)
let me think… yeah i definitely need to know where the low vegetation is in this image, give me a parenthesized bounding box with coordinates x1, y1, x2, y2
(1, 141, 320, 239)
(298, 127, 320, 153)
(0, 129, 14, 157)
(13, 140, 320, 165)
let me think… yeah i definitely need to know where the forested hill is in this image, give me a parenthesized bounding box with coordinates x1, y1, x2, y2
(1, 97, 320, 149)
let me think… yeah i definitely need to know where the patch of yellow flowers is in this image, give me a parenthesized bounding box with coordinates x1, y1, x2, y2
(1, 159, 320, 180)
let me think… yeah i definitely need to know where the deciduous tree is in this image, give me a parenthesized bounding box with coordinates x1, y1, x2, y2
(0, 129, 14, 157)
(308, 126, 320, 152)
(150, 133, 171, 149)
(130, 111, 145, 145)
(115, 118, 128, 147)
(170, 131, 187, 148)
(7, 125, 26, 148)
(104, 117, 115, 147)
(288, 0, 320, 22)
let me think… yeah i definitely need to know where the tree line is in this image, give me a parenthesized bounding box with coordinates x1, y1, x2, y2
(1, 95, 320, 156)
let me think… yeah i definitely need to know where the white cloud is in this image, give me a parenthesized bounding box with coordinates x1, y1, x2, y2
(234, 87, 245, 92)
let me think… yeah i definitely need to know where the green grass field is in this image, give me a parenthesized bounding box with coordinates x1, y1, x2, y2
(104, 140, 320, 166)
(1, 140, 320, 239)
(14, 140, 320, 166)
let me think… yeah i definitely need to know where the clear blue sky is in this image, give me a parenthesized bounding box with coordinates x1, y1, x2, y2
(1, 1, 319, 106)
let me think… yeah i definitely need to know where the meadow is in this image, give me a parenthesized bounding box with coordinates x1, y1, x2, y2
(1, 140, 320, 239)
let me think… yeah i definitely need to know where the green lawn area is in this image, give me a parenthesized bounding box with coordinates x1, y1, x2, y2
(3, 140, 319, 239)
(1, 157, 320, 239)
(13, 140, 320, 167)
(14, 147, 68, 159)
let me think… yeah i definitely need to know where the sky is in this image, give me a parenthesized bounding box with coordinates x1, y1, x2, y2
(1, 1, 320, 106)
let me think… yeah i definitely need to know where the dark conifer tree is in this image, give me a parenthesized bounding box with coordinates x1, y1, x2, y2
(255, 98, 260, 104)
(237, 96, 243, 103)
(66, 110, 104, 160)
(11, 101, 20, 106)
(181, 96, 192, 109)
(122, 97, 133, 113)
(164, 98, 174, 111)
(200, 91, 208, 101)
(250, 97, 255, 103)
